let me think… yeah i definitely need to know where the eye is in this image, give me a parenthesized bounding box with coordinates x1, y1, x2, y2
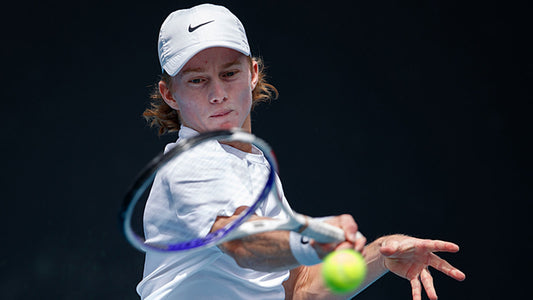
(222, 70, 238, 78)
(189, 78, 205, 84)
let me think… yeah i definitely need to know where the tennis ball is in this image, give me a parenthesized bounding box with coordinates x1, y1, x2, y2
(322, 249, 367, 294)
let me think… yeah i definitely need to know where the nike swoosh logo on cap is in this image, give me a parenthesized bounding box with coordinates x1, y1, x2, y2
(188, 20, 215, 32)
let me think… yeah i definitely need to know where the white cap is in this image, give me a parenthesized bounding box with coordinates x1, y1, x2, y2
(158, 4, 251, 76)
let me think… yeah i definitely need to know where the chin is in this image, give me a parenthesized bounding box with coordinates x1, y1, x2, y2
(217, 124, 239, 130)
(214, 121, 243, 130)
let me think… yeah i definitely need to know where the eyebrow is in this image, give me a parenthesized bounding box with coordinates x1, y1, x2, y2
(221, 59, 242, 69)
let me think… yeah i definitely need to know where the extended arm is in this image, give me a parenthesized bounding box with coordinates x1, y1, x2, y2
(211, 208, 465, 300)
(284, 235, 466, 300)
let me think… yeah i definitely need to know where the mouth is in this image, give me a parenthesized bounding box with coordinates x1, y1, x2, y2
(210, 109, 233, 118)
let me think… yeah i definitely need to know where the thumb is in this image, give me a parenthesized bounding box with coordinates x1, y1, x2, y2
(379, 239, 399, 256)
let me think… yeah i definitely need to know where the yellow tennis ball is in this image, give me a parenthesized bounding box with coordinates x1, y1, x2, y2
(322, 249, 367, 294)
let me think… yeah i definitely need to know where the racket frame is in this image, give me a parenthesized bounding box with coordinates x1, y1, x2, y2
(119, 129, 344, 253)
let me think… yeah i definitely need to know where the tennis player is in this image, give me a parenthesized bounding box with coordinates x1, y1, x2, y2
(138, 4, 465, 300)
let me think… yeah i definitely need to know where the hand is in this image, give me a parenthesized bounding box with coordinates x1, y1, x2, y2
(312, 214, 367, 258)
(377, 234, 466, 300)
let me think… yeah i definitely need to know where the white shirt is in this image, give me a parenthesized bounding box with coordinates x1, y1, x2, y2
(137, 127, 291, 299)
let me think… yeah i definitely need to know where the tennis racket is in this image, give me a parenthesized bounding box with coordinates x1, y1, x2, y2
(119, 128, 346, 253)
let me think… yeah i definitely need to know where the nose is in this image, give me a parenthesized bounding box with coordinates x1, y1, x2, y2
(209, 79, 227, 104)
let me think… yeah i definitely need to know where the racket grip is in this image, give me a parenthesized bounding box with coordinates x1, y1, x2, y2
(295, 214, 346, 244)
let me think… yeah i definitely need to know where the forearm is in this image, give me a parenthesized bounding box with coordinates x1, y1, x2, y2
(212, 209, 300, 272)
(351, 237, 389, 296)
(287, 238, 389, 300)
(219, 230, 300, 272)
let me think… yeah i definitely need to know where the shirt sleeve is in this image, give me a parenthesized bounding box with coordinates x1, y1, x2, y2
(145, 141, 259, 245)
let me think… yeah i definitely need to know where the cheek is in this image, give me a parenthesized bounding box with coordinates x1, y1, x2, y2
(176, 101, 200, 118)
(238, 88, 253, 111)
(235, 81, 254, 109)
(173, 89, 197, 112)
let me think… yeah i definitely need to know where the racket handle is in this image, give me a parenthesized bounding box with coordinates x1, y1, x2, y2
(295, 214, 346, 244)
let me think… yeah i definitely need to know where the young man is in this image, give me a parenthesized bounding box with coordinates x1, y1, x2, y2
(139, 4, 465, 299)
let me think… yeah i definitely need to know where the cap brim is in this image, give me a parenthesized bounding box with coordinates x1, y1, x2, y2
(163, 41, 251, 76)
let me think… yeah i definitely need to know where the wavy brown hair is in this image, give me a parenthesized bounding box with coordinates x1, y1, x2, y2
(143, 56, 278, 135)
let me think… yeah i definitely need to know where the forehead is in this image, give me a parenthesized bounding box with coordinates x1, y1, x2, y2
(179, 47, 248, 74)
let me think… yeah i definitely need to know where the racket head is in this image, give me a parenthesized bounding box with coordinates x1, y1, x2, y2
(119, 129, 278, 253)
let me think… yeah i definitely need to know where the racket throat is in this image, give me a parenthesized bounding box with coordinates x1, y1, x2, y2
(294, 214, 310, 234)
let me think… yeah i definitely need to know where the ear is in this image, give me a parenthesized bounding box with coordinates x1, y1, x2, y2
(250, 60, 259, 90)
(159, 80, 180, 111)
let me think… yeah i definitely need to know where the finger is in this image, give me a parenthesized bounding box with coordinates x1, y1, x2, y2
(410, 277, 422, 300)
(334, 241, 355, 251)
(354, 231, 366, 252)
(338, 214, 358, 242)
(313, 240, 340, 254)
(421, 268, 438, 300)
(428, 253, 466, 281)
(425, 239, 460, 253)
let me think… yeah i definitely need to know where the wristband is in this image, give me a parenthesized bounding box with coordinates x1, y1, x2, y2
(289, 231, 322, 266)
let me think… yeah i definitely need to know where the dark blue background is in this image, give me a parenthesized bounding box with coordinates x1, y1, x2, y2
(2, 0, 530, 299)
